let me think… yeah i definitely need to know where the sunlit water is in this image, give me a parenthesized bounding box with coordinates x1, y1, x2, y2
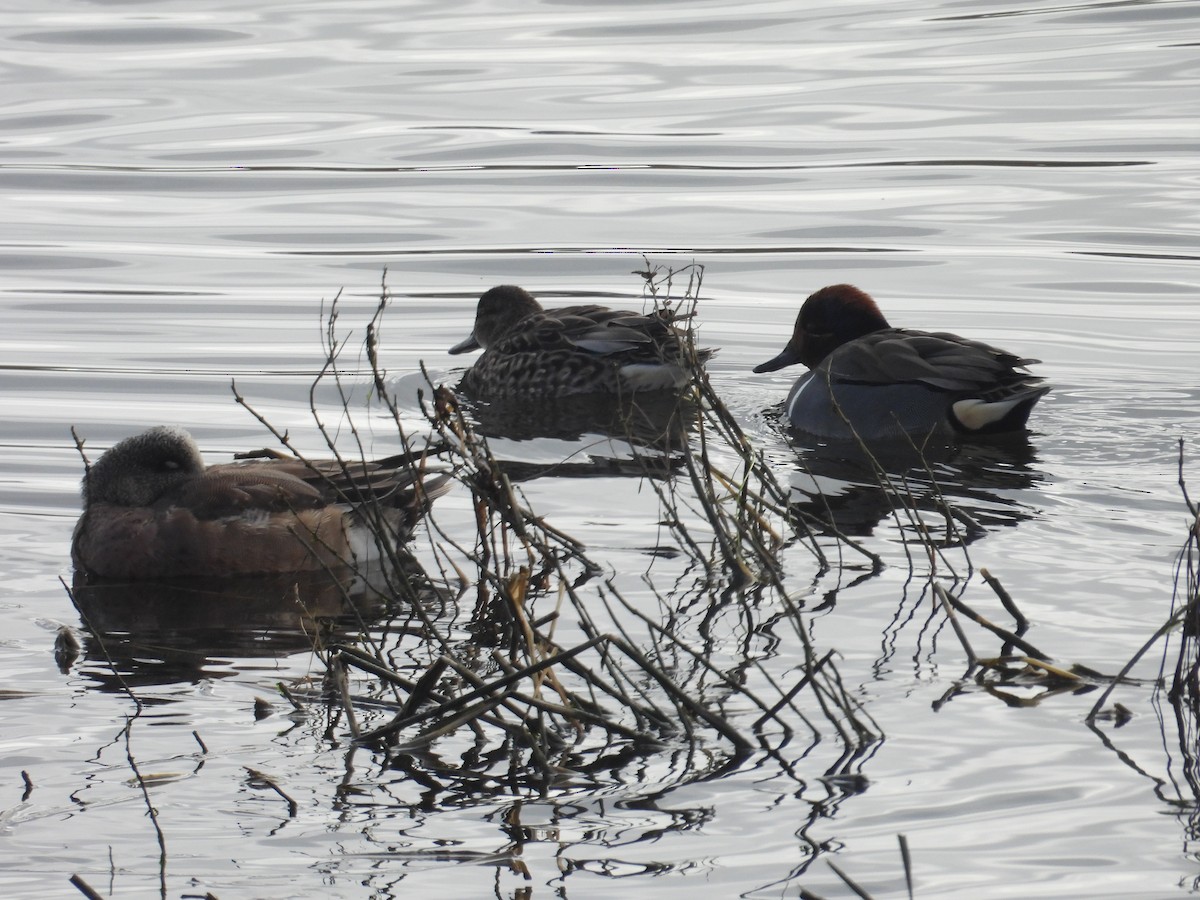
(3, 1, 1199, 897)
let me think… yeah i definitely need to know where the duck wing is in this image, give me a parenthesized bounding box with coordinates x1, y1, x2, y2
(826, 328, 1041, 394)
(490, 304, 680, 358)
(159, 457, 445, 518)
(157, 464, 327, 517)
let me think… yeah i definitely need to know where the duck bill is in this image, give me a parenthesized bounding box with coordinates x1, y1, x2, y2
(753, 343, 805, 373)
(448, 333, 481, 355)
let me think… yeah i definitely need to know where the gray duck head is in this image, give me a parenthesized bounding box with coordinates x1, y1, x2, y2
(83, 425, 205, 507)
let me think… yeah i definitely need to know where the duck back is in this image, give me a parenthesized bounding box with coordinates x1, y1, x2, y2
(786, 328, 1048, 440)
(458, 300, 703, 399)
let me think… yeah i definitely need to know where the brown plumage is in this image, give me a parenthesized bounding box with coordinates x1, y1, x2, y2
(448, 285, 710, 399)
(72, 426, 450, 579)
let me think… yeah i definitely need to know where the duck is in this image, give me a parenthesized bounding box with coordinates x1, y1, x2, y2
(448, 285, 709, 399)
(71, 426, 451, 579)
(753, 284, 1049, 441)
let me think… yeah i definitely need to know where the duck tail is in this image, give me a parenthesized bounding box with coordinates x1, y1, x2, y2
(951, 383, 1051, 433)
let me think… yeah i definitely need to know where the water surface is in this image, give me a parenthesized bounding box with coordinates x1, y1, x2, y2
(2, 0, 1199, 897)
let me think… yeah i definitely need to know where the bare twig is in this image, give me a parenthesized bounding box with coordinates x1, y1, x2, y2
(980, 568, 1028, 633)
(68, 874, 105, 900)
(245, 768, 299, 818)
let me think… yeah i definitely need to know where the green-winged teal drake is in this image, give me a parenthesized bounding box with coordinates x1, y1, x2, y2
(72, 426, 450, 579)
(754, 284, 1049, 440)
(449, 285, 708, 399)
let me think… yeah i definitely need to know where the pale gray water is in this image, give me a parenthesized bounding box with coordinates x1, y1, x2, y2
(2, 0, 1199, 897)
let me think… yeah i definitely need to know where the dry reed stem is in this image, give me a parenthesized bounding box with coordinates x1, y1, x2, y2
(244, 768, 299, 817)
(68, 875, 105, 900)
(230, 265, 876, 794)
(980, 567, 1028, 632)
(935, 585, 1048, 661)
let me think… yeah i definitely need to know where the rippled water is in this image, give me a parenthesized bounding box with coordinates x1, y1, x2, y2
(3, 1, 1199, 897)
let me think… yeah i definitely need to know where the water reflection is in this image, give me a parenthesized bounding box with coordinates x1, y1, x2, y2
(783, 429, 1045, 545)
(1164, 692, 1200, 888)
(461, 390, 693, 447)
(68, 565, 406, 689)
(319, 726, 883, 894)
(457, 390, 696, 481)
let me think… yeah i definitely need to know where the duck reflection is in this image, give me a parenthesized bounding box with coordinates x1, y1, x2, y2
(465, 389, 692, 445)
(68, 564, 411, 689)
(784, 430, 1044, 543)
(456, 391, 695, 482)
